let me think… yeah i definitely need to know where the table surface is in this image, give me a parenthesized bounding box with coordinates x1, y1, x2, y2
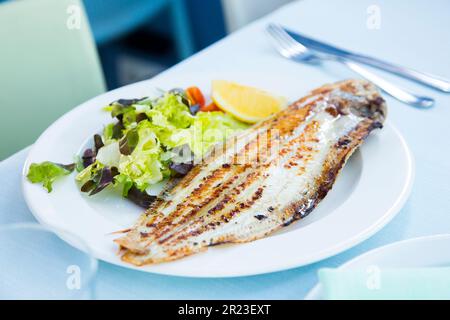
(1, 0, 450, 299)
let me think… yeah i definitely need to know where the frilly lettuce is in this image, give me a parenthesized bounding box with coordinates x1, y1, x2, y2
(29, 91, 249, 202)
(147, 93, 194, 129)
(117, 128, 166, 191)
(27, 162, 75, 192)
(101, 95, 248, 193)
(170, 111, 248, 156)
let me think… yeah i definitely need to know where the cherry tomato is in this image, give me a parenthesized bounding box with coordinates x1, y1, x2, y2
(200, 102, 221, 112)
(185, 86, 205, 107)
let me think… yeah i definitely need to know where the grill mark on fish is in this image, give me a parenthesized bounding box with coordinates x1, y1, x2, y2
(154, 167, 251, 244)
(254, 215, 267, 220)
(160, 100, 317, 208)
(154, 119, 375, 259)
(143, 167, 245, 240)
(149, 120, 323, 247)
(151, 127, 284, 243)
(114, 79, 387, 265)
(179, 166, 203, 188)
(161, 127, 277, 211)
(162, 164, 237, 212)
(283, 119, 375, 227)
(158, 169, 266, 245)
(122, 167, 242, 250)
(147, 112, 316, 245)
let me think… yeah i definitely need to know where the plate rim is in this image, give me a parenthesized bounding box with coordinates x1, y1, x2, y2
(21, 76, 415, 278)
(304, 233, 450, 300)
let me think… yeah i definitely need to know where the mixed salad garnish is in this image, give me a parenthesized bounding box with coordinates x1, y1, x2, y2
(27, 86, 248, 207)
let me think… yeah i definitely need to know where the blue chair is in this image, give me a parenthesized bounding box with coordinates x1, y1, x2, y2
(83, 0, 195, 59)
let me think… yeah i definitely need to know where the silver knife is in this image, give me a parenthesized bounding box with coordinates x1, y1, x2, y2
(284, 27, 450, 92)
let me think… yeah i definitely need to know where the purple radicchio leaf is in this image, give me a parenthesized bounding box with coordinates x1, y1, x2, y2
(57, 163, 76, 172)
(169, 162, 193, 176)
(135, 113, 148, 123)
(112, 120, 125, 140)
(81, 148, 96, 168)
(80, 179, 96, 193)
(115, 97, 147, 106)
(88, 167, 119, 196)
(93, 134, 104, 152)
(119, 129, 139, 156)
(169, 144, 194, 176)
(126, 186, 156, 209)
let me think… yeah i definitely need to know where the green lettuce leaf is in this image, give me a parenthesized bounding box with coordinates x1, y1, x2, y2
(116, 126, 166, 191)
(148, 93, 193, 129)
(171, 111, 249, 156)
(113, 173, 134, 196)
(75, 161, 104, 184)
(118, 153, 164, 191)
(27, 161, 75, 192)
(81, 92, 248, 197)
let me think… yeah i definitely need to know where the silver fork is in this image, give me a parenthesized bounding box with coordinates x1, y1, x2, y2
(266, 23, 434, 108)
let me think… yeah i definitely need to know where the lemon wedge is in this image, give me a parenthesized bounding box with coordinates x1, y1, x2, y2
(211, 80, 287, 123)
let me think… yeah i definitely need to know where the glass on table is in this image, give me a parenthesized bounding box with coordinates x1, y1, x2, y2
(0, 223, 97, 299)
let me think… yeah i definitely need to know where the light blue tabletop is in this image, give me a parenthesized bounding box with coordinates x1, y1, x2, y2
(1, 0, 450, 299)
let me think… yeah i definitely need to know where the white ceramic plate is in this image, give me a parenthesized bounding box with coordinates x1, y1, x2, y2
(305, 234, 450, 299)
(22, 73, 414, 277)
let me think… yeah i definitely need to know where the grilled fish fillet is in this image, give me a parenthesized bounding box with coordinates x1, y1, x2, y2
(115, 79, 387, 266)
